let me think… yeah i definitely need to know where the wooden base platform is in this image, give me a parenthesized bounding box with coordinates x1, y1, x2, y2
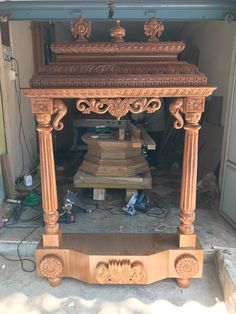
(74, 170, 152, 190)
(36, 233, 203, 287)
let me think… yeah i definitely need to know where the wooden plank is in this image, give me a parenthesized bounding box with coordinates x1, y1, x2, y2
(119, 128, 125, 140)
(73, 118, 128, 129)
(93, 188, 106, 201)
(74, 170, 152, 189)
(79, 160, 149, 177)
(0, 154, 16, 199)
(137, 123, 156, 150)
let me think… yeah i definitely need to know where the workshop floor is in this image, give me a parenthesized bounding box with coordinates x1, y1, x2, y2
(0, 164, 235, 313)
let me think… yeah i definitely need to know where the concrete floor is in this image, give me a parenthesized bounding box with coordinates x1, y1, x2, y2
(0, 165, 235, 313)
(0, 260, 228, 314)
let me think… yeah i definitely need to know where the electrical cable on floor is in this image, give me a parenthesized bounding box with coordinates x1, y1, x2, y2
(0, 225, 39, 272)
(11, 57, 34, 181)
(0, 204, 42, 272)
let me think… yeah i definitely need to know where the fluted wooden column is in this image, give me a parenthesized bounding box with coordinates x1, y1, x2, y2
(170, 97, 205, 248)
(32, 98, 67, 247)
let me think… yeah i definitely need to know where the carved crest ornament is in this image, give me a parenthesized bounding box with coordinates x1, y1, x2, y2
(95, 260, 146, 284)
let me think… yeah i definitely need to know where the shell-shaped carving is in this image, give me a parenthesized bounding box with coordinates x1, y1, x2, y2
(39, 255, 63, 278)
(175, 254, 199, 279)
(95, 260, 145, 284)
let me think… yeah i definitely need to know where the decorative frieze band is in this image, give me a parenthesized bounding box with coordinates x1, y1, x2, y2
(22, 87, 216, 99)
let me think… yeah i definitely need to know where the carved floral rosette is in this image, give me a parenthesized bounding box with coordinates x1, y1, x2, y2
(39, 254, 63, 278)
(95, 260, 146, 284)
(175, 253, 199, 279)
(76, 97, 161, 120)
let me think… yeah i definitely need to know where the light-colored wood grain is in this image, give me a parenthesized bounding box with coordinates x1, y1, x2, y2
(74, 170, 152, 190)
(0, 154, 16, 199)
(93, 188, 106, 201)
(137, 124, 156, 150)
(36, 233, 204, 285)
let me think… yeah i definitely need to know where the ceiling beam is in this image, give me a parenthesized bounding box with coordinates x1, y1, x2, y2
(0, 1, 236, 21)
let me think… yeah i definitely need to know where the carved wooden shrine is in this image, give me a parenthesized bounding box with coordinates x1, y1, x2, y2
(22, 17, 216, 288)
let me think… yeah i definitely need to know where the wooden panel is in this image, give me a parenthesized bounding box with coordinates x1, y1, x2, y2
(74, 170, 152, 189)
(36, 233, 204, 285)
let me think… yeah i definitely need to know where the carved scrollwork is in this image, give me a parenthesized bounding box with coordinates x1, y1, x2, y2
(175, 254, 199, 279)
(76, 98, 161, 120)
(95, 260, 146, 284)
(144, 17, 164, 41)
(169, 98, 184, 129)
(39, 255, 63, 278)
(53, 100, 67, 131)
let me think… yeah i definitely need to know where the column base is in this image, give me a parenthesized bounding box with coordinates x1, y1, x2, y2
(42, 229, 62, 247)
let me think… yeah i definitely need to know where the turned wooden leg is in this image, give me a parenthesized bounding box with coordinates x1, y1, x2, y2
(170, 97, 205, 248)
(32, 98, 67, 247)
(176, 278, 191, 288)
(48, 277, 62, 287)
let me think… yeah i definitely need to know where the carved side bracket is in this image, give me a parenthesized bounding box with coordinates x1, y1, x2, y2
(76, 98, 161, 120)
(169, 98, 184, 129)
(95, 260, 146, 284)
(53, 99, 67, 131)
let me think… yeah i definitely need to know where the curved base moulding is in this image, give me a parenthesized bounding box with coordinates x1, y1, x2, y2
(36, 233, 203, 287)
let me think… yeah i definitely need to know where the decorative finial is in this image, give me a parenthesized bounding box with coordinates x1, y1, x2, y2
(110, 20, 126, 42)
(71, 16, 92, 41)
(144, 17, 164, 41)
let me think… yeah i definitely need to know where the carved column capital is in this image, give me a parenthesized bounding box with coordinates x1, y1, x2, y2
(184, 97, 205, 125)
(169, 97, 205, 129)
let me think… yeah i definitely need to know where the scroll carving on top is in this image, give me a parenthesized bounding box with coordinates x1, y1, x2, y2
(76, 98, 161, 120)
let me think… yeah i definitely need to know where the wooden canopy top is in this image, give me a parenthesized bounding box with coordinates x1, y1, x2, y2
(29, 17, 210, 90)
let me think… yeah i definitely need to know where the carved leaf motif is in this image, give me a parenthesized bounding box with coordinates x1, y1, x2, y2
(76, 98, 161, 120)
(95, 260, 146, 284)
